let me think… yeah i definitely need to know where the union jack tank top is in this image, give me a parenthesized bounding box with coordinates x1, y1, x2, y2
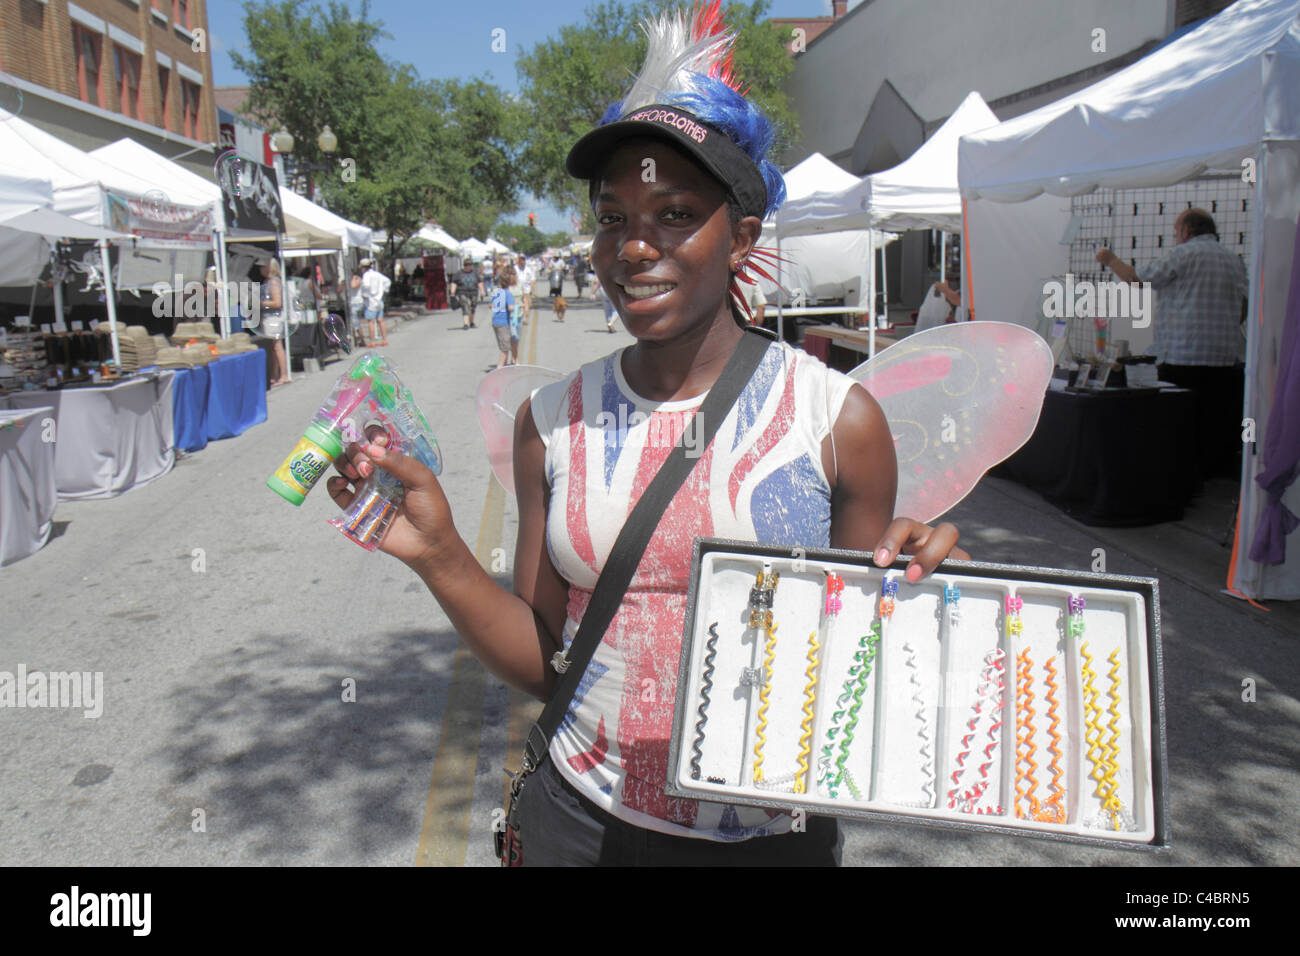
(529, 339, 856, 840)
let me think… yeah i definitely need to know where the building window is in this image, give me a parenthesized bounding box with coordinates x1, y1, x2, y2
(72, 25, 103, 107)
(181, 79, 201, 139)
(114, 46, 143, 120)
(157, 65, 171, 130)
(174, 0, 189, 30)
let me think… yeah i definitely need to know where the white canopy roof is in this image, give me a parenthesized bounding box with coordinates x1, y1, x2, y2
(459, 238, 490, 260)
(775, 93, 997, 236)
(866, 91, 998, 231)
(958, 0, 1300, 200)
(0, 158, 131, 284)
(279, 188, 372, 251)
(0, 109, 210, 231)
(415, 224, 459, 249)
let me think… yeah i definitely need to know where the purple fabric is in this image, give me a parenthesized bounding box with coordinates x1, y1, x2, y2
(1249, 215, 1300, 565)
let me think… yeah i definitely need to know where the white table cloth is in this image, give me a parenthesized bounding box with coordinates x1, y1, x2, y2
(0, 373, 174, 499)
(0, 406, 57, 566)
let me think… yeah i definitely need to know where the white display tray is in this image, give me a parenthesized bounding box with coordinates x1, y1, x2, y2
(666, 539, 1169, 850)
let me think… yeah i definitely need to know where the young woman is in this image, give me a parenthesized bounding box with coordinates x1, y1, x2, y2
(257, 257, 290, 386)
(327, 3, 966, 865)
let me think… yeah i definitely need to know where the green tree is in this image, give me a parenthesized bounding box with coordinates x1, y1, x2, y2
(494, 223, 550, 256)
(515, 0, 798, 231)
(232, 0, 522, 261)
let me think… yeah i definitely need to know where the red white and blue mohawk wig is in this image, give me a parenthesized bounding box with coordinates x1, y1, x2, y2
(565, 0, 787, 322)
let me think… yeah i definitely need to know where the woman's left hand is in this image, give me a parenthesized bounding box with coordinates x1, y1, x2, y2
(871, 518, 970, 583)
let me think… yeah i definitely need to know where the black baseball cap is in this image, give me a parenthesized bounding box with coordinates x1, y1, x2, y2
(566, 103, 768, 220)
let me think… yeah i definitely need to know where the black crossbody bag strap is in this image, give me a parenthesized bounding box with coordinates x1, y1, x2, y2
(505, 327, 775, 817)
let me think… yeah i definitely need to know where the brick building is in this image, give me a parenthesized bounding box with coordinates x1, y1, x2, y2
(0, 0, 217, 176)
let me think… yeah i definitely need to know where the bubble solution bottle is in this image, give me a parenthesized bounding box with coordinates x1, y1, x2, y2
(266, 355, 380, 505)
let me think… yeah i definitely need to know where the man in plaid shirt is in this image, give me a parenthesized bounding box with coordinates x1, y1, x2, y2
(1097, 208, 1248, 481)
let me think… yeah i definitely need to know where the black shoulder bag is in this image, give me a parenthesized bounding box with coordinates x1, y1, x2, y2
(497, 325, 775, 865)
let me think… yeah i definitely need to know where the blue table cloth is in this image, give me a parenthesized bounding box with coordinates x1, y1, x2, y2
(171, 364, 211, 452)
(169, 351, 268, 452)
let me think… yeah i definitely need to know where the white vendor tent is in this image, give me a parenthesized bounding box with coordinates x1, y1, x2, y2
(414, 224, 460, 249)
(957, 0, 1300, 600)
(459, 238, 490, 261)
(0, 160, 129, 284)
(764, 152, 898, 346)
(0, 111, 215, 364)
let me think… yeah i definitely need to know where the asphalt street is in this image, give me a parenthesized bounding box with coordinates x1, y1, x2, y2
(1, 285, 1295, 867)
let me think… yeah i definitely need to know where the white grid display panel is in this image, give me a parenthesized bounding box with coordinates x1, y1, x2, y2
(1065, 178, 1252, 358)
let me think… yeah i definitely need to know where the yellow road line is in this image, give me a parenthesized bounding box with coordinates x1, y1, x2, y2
(413, 474, 506, 866)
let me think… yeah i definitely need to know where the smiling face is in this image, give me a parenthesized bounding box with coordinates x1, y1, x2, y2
(590, 138, 759, 342)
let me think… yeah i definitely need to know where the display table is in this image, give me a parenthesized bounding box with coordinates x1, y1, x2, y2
(801, 325, 900, 372)
(0, 374, 174, 500)
(167, 350, 269, 452)
(0, 407, 57, 566)
(995, 386, 1197, 526)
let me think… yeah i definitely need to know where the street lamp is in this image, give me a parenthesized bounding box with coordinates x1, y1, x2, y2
(274, 125, 342, 199)
(271, 128, 294, 153)
(317, 125, 337, 154)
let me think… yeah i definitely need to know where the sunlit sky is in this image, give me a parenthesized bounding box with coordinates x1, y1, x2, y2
(206, 1, 862, 234)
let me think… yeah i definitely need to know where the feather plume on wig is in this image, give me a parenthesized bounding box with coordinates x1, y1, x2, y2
(596, 1, 790, 323)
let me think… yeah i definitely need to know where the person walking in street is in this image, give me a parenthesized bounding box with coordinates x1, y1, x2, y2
(490, 272, 516, 369)
(517, 254, 535, 325)
(348, 267, 366, 349)
(451, 259, 484, 330)
(572, 253, 587, 299)
(1096, 207, 1248, 482)
(596, 278, 618, 333)
(360, 258, 391, 347)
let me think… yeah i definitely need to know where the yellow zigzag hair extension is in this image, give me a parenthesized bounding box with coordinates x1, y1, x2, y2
(1080, 642, 1108, 808)
(752, 620, 778, 784)
(792, 630, 819, 794)
(1100, 648, 1126, 830)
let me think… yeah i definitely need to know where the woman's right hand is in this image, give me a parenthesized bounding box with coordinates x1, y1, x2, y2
(327, 430, 457, 569)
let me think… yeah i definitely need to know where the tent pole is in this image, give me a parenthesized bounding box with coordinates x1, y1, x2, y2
(98, 239, 121, 367)
(880, 239, 888, 330)
(776, 232, 784, 343)
(940, 230, 947, 282)
(276, 233, 290, 379)
(51, 256, 64, 329)
(866, 231, 876, 359)
(212, 230, 231, 339)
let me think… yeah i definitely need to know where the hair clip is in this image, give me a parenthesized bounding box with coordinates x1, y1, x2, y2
(1005, 593, 1023, 637)
(748, 566, 779, 628)
(882, 579, 899, 598)
(688, 623, 720, 781)
(825, 572, 845, 617)
(1068, 595, 1086, 640)
(750, 568, 780, 784)
(944, 584, 961, 604)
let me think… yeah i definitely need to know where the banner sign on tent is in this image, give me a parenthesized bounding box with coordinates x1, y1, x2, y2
(105, 192, 214, 248)
(215, 151, 286, 235)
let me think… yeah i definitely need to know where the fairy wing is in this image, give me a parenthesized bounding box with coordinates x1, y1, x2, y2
(847, 321, 1053, 524)
(475, 365, 568, 496)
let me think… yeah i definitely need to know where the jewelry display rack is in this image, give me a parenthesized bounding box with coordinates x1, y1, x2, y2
(667, 539, 1169, 850)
